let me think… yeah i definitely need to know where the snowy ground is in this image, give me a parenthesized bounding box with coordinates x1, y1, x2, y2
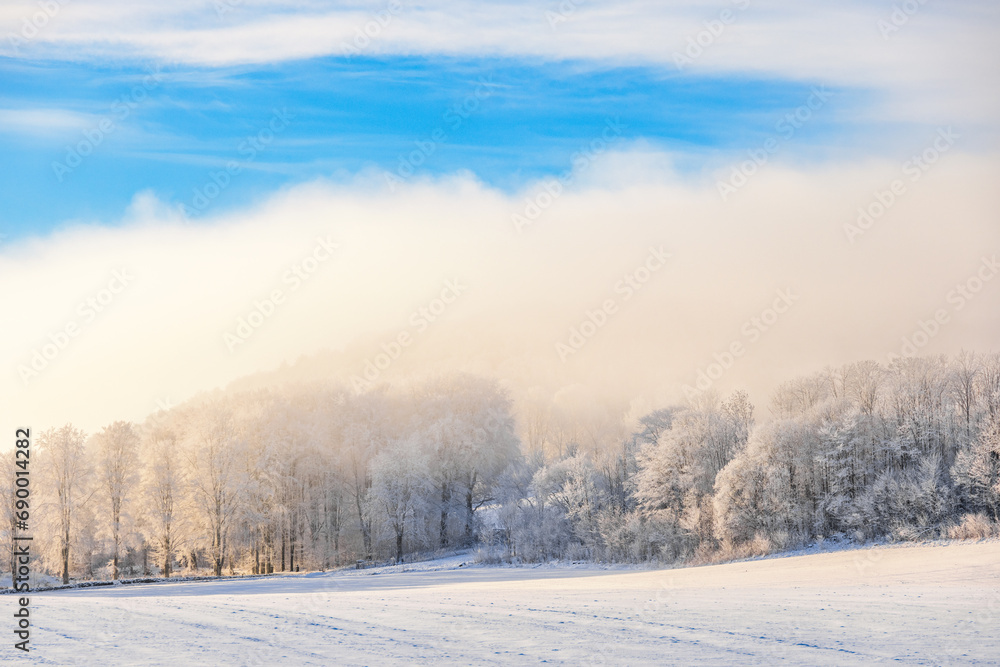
(15, 541, 1000, 665)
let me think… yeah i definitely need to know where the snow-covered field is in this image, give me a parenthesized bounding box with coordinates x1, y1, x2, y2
(18, 542, 1000, 665)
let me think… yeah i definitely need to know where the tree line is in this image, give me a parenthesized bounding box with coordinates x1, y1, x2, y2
(5, 352, 1000, 583)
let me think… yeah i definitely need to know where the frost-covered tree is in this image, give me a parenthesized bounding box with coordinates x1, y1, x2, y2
(536, 452, 607, 558)
(141, 424, 185, 577)
(635, 394, 752, 558)
(513, 459, 572, 562)
(713, 420, 799, 548)
(486, 454, 535, 561)
(954, 415, 1000, 520)
(369, 438, 429, 563)
(184, 402, 245, 576)
(37, 425, 90, 584)
(419, 375, 520, 547)
(1, 469, 20, 583)
(95, 421, 140, 580)
(342, 390, 392, 560)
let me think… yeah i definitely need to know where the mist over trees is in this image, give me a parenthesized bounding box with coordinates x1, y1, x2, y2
(6, 353, 1000, 582)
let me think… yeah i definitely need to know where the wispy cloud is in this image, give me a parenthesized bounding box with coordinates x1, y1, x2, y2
(0, 108, 96, 134)
(2, 1, 997, 127)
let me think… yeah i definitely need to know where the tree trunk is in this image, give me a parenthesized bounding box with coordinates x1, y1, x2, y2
(266, 529, 273, 573)
(396, 528, 403, 564)
(439, 484, 450, 548)
(323, 498, 331, 571)
(112, 506, 121, 580)
(61, 541, 70, 585)
(355, 493, 371, 559)
(464, 488, 474, 546)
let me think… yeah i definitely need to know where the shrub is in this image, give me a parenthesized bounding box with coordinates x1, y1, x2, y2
(946, 513, 997, 540)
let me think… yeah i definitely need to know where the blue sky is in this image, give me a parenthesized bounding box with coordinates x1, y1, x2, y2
(3, 0, 992, 241)
(0, 55, 860, 239)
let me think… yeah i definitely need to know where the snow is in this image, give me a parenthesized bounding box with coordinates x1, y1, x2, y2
(18, 541, 1000, 665)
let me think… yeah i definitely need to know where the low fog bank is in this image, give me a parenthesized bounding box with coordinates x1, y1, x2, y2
(2, 149, 998, 437)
